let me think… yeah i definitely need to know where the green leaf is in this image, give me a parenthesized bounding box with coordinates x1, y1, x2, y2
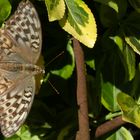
(86, 59, 95, 70)
(0, 0, 11, 25)
(5, 125, 41, 140)
(5, 135, 20, 140)
(131, 64, 140, 99)
(45, 0, 65, 21)
(128, 0, 140, 12)
(51, 40, 75, 79)
(101, 82, 120, 112)
(95, 0, 127, 19)
(117, 92, 140, 128)
(101, 29, 127, 86)
(106, 127, 133, 140)
(122, 44, 135, 81)
(95, 0, 119, 12)
(84, 46, 97, 70)
(99, 4, 118, 27)
(31, 136, 40, 140)
(59, 0, 97, 48)
(16, 125, 31, 139)
(87, 74, 102, 117)
(57, 123, 74, 140)
(100, 31, 130, 112)
(111, 36, 135, 81)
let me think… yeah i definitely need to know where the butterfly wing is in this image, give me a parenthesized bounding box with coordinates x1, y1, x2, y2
(3, 0, 42, 64)
(0, 59, 36, 137)
(0, 76, 35, 137)
(0, 1, 42, 137)
(0, 30, 27, 63)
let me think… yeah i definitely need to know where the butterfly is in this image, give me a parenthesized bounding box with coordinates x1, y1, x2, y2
(0, 0, 43, 137)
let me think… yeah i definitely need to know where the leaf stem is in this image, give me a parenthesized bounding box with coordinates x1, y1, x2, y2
(105, 112, 122, 120)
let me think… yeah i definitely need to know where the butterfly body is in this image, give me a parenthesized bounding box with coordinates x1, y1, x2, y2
(0, 62, 44, 74)
(0, 0, 42, 137)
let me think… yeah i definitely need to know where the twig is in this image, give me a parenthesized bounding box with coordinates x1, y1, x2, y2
(95, 116, 126, 139)
(73, 38, 90, 140)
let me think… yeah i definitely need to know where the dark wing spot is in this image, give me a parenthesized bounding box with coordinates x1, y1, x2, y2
(8, 109, 13, 113)
(6, 102, 11, 107)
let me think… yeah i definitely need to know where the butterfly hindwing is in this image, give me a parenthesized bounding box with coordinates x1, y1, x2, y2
(0, 77, 35, 137)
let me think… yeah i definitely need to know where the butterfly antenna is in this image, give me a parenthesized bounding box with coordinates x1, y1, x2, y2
(48, 80, 60, 94)
(45, 51, 64, 94)
(46, 51, 64, 66)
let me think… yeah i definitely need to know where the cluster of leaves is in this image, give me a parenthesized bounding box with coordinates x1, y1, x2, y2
(1, 0, 140, 139)
(87, 0, 140, 139)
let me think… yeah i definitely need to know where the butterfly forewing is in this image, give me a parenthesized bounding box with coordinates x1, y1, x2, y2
(0, 0, 42, 137)
(0, 30, 26, 63)
(4, 1, 42, 63)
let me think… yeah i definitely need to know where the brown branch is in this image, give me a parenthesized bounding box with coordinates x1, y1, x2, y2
(73, 38, 90, 140)
(95, 116, 126, 139)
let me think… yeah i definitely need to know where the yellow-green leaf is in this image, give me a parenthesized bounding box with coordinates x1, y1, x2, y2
(117, 92, 140, 128)
(125, 36, 140, 55)
(45, 0, 65, 21)
(59, 0, 97, 48)
(107, 127, 133, 140)
(122, 12, 140, 55)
